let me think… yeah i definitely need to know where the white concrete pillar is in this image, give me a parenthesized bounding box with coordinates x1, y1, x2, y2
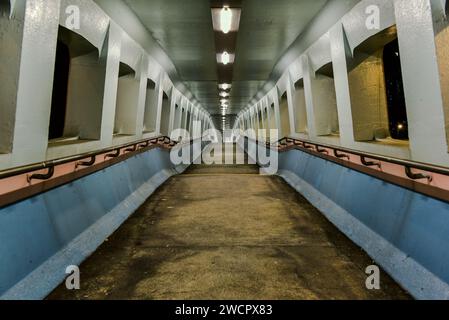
(271, 89, 282, 133)
(330, 23, 355, 145)
(285, 73, 297, 135)
(176, 97, 185, 130)
(154, 72, 165, 135)
(301, 54, 318, 138)
(183, 103, 190, 132)
(199, 111, 204, 133)
(263, 97, 271, 130)
(259, 100, 267, 129)
(250, 108, 255, 130)
(395, 0, 449, 165)
(255, 104, 261, 132)
(10, 0, 60, 164)
(189, 104, 195, 134)
(134, 56, 149, 136)
(168, 88, 177, 134)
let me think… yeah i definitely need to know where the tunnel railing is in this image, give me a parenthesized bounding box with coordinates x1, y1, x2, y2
(0, 135, 188, 208)
(246, 135, 449, 203)
(0, 136, 177, 180)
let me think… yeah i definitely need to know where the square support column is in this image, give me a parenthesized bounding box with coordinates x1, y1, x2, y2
(271, 89, 282, 134)
(154, 72, 165, 135)
(168, 88, 177, 134)
(285, 73, 297, 135)
(395, 0, 449, 165)
(301, 54, 318, 138)
(330, 24, 356, 145)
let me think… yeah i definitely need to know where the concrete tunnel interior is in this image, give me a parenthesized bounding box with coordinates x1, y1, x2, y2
(2, 0, 449, 306)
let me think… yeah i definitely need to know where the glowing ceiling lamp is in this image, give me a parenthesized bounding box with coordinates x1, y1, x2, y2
(221, 51, 230, 65)
(220, 99, 229, 105)
(219, 83, 232, 90)
(219, 91, 229, 98)
(220, 6, 232, 34)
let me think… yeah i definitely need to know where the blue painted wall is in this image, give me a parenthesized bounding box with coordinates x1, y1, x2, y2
(275, 147, 449, 299)
(0, 147, 187, 299)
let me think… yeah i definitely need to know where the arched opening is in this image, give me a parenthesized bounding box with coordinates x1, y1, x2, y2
(314, 63, 340, 136)
(383, 39, 408, 140)
(186, 111, 191, 133)
(347, 26, 408, 141)
(269, 103, 276, 129)
(160, 92, 170, 136)
(143, 78, 157, 133)
(174, 104, 181, 130)
(0, 1, 11, 16)
(293, 79, 308, 134)
(263, 106, 269, 131)
(49, 41, 70, 139)
(279, 92, 291, 138)
(114, 62, 139, 136)
(49, 26, 107, 143)
(181, 107, 188, 130)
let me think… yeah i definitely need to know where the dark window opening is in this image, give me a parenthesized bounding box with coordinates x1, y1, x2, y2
(160, 91, 171, 135)
(175, 104, 180, 129)
(279, 92, 291, 137)
(181, 108, 187, 129)
(147, 79, 156, 90)
(347, 26, 408, 141)
(316, 63, 334, 78)
(294, 78, 304, 90)
(186, 112, 191, 132)
(0, 2, 10, 15)
(383, 39, 408, 140)
(49, 40, 70, 139)
(49, 26, 106, 142)
(119, 62, 134, 78)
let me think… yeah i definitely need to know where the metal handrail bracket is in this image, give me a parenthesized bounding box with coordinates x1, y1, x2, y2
(360, 156, 382, 169)
(27, 166, 55, 183)
(75, 155, 96, 169)
(405, 166, 433, 182)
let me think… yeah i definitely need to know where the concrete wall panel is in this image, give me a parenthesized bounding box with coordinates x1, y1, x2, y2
(267, 143, 449, 299)
(0, 147, 190, 299)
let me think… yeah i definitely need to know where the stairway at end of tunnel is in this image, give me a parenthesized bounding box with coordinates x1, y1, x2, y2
(47, 146, 410, 300)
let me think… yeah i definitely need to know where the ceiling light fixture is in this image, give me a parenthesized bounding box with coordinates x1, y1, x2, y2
(220, 6, 232, 34)
(219, 83, 232, 90)
(219, 91, 229, 98)
(220, 99, 229, 104)
(221, 51, 230, 65)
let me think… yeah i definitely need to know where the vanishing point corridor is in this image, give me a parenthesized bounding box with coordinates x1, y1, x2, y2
(4, 0, 449, 304)
(49, 146, 408, 300)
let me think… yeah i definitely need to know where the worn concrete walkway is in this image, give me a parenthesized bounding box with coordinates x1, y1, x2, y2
(48, 162, 410, 300)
